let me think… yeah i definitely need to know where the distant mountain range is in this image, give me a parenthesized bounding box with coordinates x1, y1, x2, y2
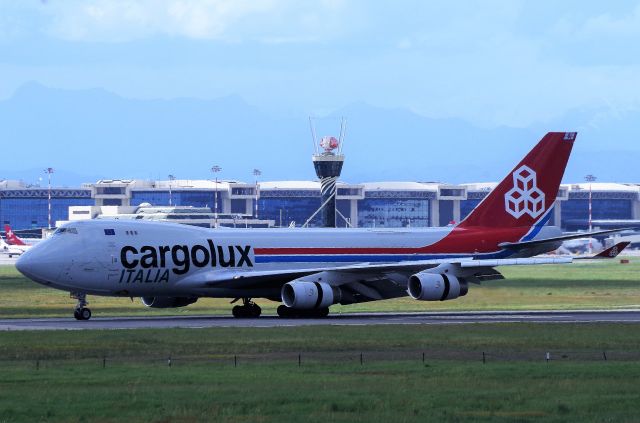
(1, 82, 638, 186)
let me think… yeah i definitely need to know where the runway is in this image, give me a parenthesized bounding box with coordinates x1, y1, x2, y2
(0, 256, 18, 266)
(2, 310, 640, 331)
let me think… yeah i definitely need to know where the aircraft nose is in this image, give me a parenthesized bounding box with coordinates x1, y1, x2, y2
(15, 250, 32, 275)
(15, 248, 62, 285)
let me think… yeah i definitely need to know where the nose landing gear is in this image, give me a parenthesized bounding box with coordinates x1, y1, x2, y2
(231, 298, 262, 318)
(71, 293, 92, 321)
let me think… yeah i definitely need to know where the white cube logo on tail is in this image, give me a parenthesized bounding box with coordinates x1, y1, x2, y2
(504, 165, 545, 219)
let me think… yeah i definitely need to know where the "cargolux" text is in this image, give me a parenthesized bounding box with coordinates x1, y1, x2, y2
(120, 241, 254, 275)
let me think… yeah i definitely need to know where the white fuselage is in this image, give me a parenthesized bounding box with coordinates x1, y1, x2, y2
(16, 219, 561, 299)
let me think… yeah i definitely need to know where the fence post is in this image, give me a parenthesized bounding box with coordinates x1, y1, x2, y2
(603, 351, 607, 361)
(234, 355, 237, 368)
(482, 352, 486, 364)
(422, 352, 425, 364)
(360, 353, 363, 365)
(298, 354, 301, 367)
(103, 357, 106, 369)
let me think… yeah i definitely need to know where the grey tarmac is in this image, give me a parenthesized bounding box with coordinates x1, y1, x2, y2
(2, 310, 640, 330)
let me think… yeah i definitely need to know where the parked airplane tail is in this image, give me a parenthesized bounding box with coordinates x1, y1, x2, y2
(4, 225, 27, 246)
(458, 132, 576, 229)
(593, 242, 630, 259)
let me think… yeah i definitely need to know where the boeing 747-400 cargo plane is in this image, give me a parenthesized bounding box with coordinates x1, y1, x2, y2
(15, 132, 623, 320)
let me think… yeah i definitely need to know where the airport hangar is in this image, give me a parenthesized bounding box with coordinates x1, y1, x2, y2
(1, 178, 640, 233)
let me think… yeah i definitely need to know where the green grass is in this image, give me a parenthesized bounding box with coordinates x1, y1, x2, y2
(1, 258, 640, 318)
(3, 260, 640, 422)
(2, 324, 640, 360)
(2, 324, 640, 422)
(3, 361, 640, 422)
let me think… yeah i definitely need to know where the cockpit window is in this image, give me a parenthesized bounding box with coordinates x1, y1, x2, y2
(54, 227, 78, 235)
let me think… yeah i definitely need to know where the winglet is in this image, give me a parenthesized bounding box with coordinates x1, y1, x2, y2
(591, 242, 630, 259)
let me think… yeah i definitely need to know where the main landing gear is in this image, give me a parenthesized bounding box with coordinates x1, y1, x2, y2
(71, 293, 92, 321)
(231, 298, 262, 318)
(277, 305, 330, 318)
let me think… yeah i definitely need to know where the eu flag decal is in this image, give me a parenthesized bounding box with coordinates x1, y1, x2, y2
(104, 229, 115, 236)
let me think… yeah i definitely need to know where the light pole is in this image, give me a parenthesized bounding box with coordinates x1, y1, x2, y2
(168, 174, 176, 206)
(253, 169, 261, 219)
(585, 174, 597, 253)
(44, 168, 54, 230)
(211, 165, 222, 227)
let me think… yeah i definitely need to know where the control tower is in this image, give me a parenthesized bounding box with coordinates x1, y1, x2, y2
(310, 117, 346, 228)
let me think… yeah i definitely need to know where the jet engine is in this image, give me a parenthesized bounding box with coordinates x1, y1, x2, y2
(407, 272, 468, 301)
(141, 296, 198, 308)
(281, 281, 341, 309)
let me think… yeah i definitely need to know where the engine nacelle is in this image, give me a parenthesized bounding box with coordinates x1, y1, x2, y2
(281, 281, 340, 309)
(141, 296, 198, 308)
(407, 272, 468, 301)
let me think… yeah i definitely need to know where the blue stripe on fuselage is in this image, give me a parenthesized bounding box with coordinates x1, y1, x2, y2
(254, 249, 513, 263)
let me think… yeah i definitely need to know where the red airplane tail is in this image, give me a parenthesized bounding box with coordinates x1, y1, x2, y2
(4, 225, 26, 246)
(459, 132, 576, 229)
(593, 242, 630, 259)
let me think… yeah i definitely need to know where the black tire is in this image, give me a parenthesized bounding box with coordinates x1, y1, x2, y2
(73, 309, 81, 320)
(315, 307, 330, 318)
(80, 308, 91, 320)
(250, 304, 262, 318)
(232, 305, 242, 318)
(277, 305, 291, 318)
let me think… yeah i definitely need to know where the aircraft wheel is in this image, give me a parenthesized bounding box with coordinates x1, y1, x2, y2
(315, 307, 330, 318)
(277, 305, 292, 318)
(250, 304, 262, 318)
(73, 309, 81, 320)
(79, 308, 92, 320)
(232, 305, 243, 318)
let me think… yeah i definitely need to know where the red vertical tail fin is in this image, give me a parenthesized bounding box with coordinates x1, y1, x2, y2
(4, 225, 26, 246)
(459, 132, 576, 229)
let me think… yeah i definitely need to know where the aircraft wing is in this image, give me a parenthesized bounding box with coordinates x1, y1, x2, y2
(180, 256, 572, 293)
(498, 228, 627, 252)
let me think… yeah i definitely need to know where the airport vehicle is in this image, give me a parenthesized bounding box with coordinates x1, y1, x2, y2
(16, 132, 624, 320)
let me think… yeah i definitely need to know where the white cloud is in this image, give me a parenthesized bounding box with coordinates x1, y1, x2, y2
(5, 1, 640, 129)
(42, 0, 350, 42)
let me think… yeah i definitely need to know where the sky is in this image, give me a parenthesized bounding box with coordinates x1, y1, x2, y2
(2, 0, 640, 128)
(0, 0, 640, 184)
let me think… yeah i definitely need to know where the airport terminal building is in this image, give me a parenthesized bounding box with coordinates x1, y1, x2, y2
(2, 178, 640, 232)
